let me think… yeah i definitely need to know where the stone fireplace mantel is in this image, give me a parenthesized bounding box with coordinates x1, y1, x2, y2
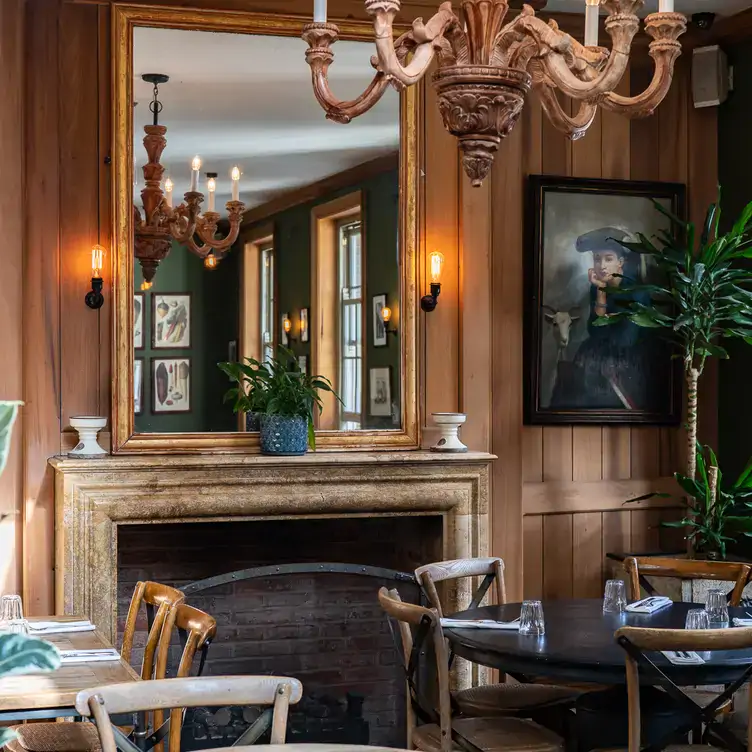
(51, 451, 494, 644)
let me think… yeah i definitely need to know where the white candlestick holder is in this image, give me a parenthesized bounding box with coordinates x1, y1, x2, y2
(430, 413, 468, 453)
(68, 416, 108, 457)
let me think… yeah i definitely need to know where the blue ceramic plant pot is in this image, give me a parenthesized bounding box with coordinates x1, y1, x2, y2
(245, 412, 261, 432)
(259, 415, 308, 456)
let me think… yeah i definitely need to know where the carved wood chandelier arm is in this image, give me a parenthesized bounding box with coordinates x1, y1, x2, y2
(193, 202, 245, 252)
(366, 0, 458, 86)
(535, 82, 597, 140)
(523, 11, 637, 101)
(302, 23, 393, 124)
(598, 12, 686, 117)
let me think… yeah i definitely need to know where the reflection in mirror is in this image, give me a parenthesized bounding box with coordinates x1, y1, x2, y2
(131, 27, 401, 434)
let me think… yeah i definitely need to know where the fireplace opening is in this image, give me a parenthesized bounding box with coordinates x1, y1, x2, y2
(117, 515, 443, 749)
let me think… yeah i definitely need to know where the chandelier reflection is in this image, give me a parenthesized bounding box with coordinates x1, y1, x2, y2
(133, 74, 246, 283)
(303, 0, 686, 186)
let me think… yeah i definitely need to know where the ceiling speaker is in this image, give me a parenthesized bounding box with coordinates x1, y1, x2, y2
(692, 45, 729, 108)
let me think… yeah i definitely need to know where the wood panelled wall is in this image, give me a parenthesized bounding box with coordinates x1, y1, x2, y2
(10, 0, 717, 611)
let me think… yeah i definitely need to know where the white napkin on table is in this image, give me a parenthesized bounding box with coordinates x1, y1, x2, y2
(625, 596, 672, 614)
(662, 651, 705, 665)
(28, 620, 95, 634)
(440, 618, 520, 630)
(732, 618, 752, 627)
(59, 648, 120, 664)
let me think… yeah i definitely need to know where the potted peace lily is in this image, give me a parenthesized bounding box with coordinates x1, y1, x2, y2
(0, 402, 61, 748)
(219, 347, 339, 456)
(596, 194, 752, 559)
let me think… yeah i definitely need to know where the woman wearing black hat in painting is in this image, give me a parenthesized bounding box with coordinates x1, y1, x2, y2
(550, 226, 667, 411)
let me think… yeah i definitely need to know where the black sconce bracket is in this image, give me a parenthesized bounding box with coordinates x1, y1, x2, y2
(420, 282, 441, 313)
(85, 277, 104, 310)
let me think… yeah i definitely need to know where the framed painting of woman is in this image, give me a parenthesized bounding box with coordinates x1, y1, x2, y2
(524, 175, 685, 425)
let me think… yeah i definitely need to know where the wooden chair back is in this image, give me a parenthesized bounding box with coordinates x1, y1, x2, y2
(378, 586, 453, 752)
(151, 603, 217, 752)
(414, 557, 506, 618)
(616, 625, 752, 752)
(75, 676, 303, 752)
(624, 556, 752, 606)
(121, 581, 185, 681)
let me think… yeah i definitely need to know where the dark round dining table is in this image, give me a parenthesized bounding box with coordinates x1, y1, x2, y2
(445, 599, 752, 686)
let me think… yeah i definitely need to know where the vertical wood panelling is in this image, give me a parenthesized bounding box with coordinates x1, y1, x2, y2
(490, 115, 525, 599)
(522, 515, 543, 599)
(543, 515, 573, 599)
(24, 0, 62, 614)
(572, 512, 603, 597)
(0, 0, 26, 594)
(59, 4, 102, 427)
(424, 73, 460, 419)
(522, 58, 715, 599)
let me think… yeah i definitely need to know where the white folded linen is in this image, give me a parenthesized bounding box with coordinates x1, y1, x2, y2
(59, 648, 120, 664)
(732, 618, 752, 627)
(28, 620, 95, 634)
(625, 596, 672, 614)
(440, 618, 520, 630)
(662, 651, 705, 665)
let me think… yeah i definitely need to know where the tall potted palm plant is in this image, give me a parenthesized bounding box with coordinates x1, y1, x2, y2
(0, 402, 61, 747)
(595, 201, 752, 549)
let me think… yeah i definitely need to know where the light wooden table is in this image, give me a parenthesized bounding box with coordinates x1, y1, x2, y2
(0, 617, 138, 722)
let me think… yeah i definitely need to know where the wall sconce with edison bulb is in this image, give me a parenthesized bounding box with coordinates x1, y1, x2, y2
(381, 305, 398, 336)
(282, 312, 292, 346)
(421, 251, 444, 312)
(85, 245, 105, 309)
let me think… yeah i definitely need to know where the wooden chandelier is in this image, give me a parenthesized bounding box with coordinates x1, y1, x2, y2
(134, 75, 245, 283)
(302, 0, 686, 186)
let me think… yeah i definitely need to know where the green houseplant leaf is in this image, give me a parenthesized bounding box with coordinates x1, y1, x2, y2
(0, 402, 22, 478)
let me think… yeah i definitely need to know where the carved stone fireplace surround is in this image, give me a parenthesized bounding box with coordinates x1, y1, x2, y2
(51, 451, 493, 646)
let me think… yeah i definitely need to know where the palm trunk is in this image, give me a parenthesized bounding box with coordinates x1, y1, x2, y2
(686, 367, 700, 482)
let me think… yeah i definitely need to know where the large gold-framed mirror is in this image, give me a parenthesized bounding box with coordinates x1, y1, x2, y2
(112, 5, 419, 453)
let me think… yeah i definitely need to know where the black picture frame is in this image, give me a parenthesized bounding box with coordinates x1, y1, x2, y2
(524, 175, 685, 426)
(151, 356, 192, 414)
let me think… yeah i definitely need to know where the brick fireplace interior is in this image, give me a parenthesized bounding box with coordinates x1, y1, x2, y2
(117, 514, 444, 749)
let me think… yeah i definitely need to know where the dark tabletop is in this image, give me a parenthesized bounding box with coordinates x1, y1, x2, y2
(445, 599, 752, 686)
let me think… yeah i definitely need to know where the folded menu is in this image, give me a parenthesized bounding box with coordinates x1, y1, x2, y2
(662, 651, 705, 665)
(28, 620, 95, 635)
(625, 596, 672, 614)
(440, 618, 520, 630)
(59, 648, 120, 664)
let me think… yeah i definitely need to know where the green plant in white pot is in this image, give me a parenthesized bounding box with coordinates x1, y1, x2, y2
(595, 195, 752, 556)
(0, 402, 61, 747)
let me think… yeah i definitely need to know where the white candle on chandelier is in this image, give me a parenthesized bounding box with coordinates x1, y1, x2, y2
(658, 0, 674, 11)
(231, 166, 240, 202)
(207, 175, 217, 212)
(584, 0, 600, 46)
(190, 155, 201, 192)
(164, 177, 173, 207)
(313, 0, 327, 23)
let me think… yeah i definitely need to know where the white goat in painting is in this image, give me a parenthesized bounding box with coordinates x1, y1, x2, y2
(542, 305, 580, 403)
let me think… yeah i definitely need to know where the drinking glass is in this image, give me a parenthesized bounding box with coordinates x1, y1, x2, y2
(705, 588, 729, 625)
(603, 580, 627, 613)
(685, 608, 711, 629)
(519, 600, 545, 636)
(0, 594, 28, 634)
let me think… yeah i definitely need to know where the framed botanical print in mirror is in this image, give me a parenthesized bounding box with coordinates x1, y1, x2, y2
(112, 5, 419, 453)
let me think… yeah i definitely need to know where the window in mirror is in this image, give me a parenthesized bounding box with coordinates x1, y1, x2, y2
(338, 217, 363, 430)
(260, 243, 275, 365)
(129, 25, 403, 436)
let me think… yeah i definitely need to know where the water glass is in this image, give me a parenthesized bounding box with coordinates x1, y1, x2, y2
(685, 608, 711, 630)
(705, 588, 729, 625)
(0, 594, 28, 634)
(603, 580, 627, 614)
(519, 600, 545, 636)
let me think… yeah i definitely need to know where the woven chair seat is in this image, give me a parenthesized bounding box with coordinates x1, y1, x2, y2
(4, 723, 101, 752)
(413, 716, 564, 752)
(452, 683, 581, 716)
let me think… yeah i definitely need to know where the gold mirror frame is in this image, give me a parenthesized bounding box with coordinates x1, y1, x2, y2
(112, 4, 420, 453)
